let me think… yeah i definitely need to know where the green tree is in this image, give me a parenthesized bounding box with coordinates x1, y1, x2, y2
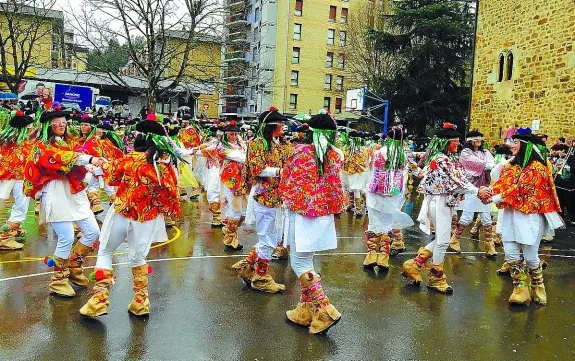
(368, 0, 475, 136)
(86, 38, 130, 73)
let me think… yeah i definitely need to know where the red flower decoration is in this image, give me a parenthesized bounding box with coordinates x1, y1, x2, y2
(148, 265, 153, 274)
(443, 122, 452, 129)
(230, 120, 236, 126)
(430, 160, 438, 170)
(146, 113, 157, 121)
(94, 269, 105, 280)
(53, 105, 61, 111)
(269, 106, 278, 111)
(15, 110, 24, 117)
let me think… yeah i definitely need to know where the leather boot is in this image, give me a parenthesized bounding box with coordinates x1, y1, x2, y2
(251, 258, 285, 293)
(401, 247, 432, 286)
(307, 271, 341, 334)
(48, 256, 76, 297)
(494, 232, 503, 245)
(88, 191, 104, 214)
(209, 202, 223, 227)
(232, 247, 257, 284)
(376, 233, 391, 270)
(508, 260, 531, 305)
(354, 196, 364, 218)
(272, 243, 289, 260)
(128, 264, 151, 316)
(223, 219, 242, 250)
(389, 229, 405, 256)
(448, 220, 464, 253)
(483, 224, 497, 258)
(68, 242, 92, 287)
(497, 261, 511, 276)
(164, 215, 176, 228)
(427, 263, 453, 294)
(286, 272, 314, 327)
(79, 269, 114, 317)
(469, 216, 481, 238)
(363, 231, 379, 268)
(529, 264, 547, 305)
(0, 222, 24, 250)
(346, 192, 354, 212)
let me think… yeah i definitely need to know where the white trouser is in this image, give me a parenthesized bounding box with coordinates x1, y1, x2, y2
(424, 195, 454, 265)
(7, 180, 30, 224)
(503, 241, 541, 270)
(353, 190, 361, 199)
(459, 210, 492, 226)
(86, 176, 116, 197)
(367, 207, 393, 234)
(52, 216, 100, 259)
(95, 212, 157, 269)
(254, 202, 280, 260)
(288, 228, 314, 278)
(223, 186, 243, 220)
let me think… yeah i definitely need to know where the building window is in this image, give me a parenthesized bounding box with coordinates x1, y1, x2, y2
(329, 6, 337, 22)
(335, 98, 342, 113)
(507, 53, 514, 80)
(338, 54, 345, 69)
(255, 7, 260, 22)
(325, 74, 332, 90)
(291, 71, 299, 86)
(292, 47, 300, 64)
(336, 76, 343, 91)
(498, 54, 505, 82)
(293, 23, 302, 40)
(340, 31, 347, 46)
(341, 8, 348, 23)
(324, 97, 331, 111)
(327, 29, 335, 45)
(326, 52, 333, 68)
(295, 0, 303, 16)
(290, 94, 298, 109)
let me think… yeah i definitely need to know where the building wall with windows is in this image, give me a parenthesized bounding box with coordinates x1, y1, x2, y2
(272, 0, 357, 116)
(470, 0, 575, 143)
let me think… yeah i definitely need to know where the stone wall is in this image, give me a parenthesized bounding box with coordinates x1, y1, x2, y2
(470, 0, 575, 145)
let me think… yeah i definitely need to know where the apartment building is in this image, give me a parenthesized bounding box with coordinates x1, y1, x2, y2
(222, 0, 386, 119)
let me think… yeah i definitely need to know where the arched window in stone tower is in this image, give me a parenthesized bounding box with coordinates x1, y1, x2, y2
(498, 54, 505, 82)
(506, 53, 514, 80)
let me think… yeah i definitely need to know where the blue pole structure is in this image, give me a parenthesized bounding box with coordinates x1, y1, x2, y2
(383, 100, 389, 133)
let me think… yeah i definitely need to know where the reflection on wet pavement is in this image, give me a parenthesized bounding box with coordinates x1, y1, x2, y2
(0, 195, 574, 360)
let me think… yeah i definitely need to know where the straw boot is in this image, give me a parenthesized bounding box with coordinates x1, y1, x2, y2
(389, 229, 405, 256)
(79, 269, 114, 317)
(286, 272, 314, 327)
(48, 256, 76, 297)
(209, 202, 223, 227)
(376, 233, 391, 270)
(87, 191, 104, 214)
(308, 271, 341, 335)
(363, 231, 379, 268)
(232, 247, 257, 284)
(448, 219, 464, 253)
(68, 242, 92, 287)
(508, 260, 531, 305)
(128, 264, 151, 316)
(251, 258, 285, 293)
(401, 247, 432, 286)
(222, 218, 243, 250)
(427, 263, 453, 294)
(482, 224, 497, 258)
(0, 222, 24, 250)
(529, 264, 547, 305)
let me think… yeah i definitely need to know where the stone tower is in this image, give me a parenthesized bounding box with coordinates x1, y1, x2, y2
(470, 0, 575, 143)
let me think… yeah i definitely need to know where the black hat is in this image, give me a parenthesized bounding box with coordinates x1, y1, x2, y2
(387, 127, 403, 141)
(222, 119, 242, 132)
(465, 129, 484, 140)
(167, 123, 180, 137)
(79, 113, 98, 125)
(308, 112, 337, 131)
(435, 122, 461, 140)
(349, 130, 360, 138)
(136, 113, 167, 136)
(258, 106, 287, 124)
(97, 121, 115, 132)
(512, 128, 545, 147)
(40, 104, 71, 123)
(494, 144, 513, 156)
(9, 109, 34, 129)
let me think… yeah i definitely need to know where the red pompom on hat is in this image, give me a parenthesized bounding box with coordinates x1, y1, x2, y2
(15, 110, 24, 117)
(229, 120, 236, 126)
(146, 113, 157, 121)
(269, 106, 278, 111)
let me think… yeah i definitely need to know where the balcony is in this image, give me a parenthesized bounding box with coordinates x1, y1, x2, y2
(225, 0, 245, 9)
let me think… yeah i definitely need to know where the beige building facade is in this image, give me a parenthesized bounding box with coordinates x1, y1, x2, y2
(470, 0, 575, 143)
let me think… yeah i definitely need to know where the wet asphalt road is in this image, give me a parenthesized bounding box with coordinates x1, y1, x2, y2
(0, 195, 574, 361)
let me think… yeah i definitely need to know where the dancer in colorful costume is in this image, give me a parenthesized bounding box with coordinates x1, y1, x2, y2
(232, 107, 291, 293)
(342, 131, 369, 217)
(80, 113, 181, 317)
(401, 122, 490, 294)
(450, 129, 496, 257)
(217, 120, 247, 251)
(0, 110, 36, 249)
(364, 126, 416, 270)
(484, 128, 563, 305)
(81, 120, 125, 214)
(281, 111, 344, 334)
(24, 106, 105, 297)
